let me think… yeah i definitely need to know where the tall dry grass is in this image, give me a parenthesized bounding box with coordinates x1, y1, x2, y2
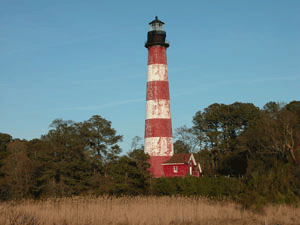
(0, 196, 299, 225)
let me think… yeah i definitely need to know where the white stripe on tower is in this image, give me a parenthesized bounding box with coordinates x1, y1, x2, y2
(145, 137, 173, 156)
(146, 100, 171, 119)
(147, 64, 168, 81)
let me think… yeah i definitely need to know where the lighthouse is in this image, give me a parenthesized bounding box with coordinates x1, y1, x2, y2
(144, 17, 173, 177)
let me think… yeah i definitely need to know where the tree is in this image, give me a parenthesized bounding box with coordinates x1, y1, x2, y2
(192, 102, 259, 172)
(39, 119, 93, 197)
(130, 136, 143, 151)
(193, 148, 214, 176)
(173, 140, 190, 153)
(174, 125, 200, 153)
(192, 111, 207, 150)
(0, 133, 12, 175)
(109, 150, 150, 195)
(79, 115, 123, 176)
(263, 101, 281, 119)
(241, 105, 300, 165)
(4, 140, 33, 198)
(286, 101, 300, 121)
(231, 102, 260, 136)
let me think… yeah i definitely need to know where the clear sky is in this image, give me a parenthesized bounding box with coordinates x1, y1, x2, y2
(1, 0, 299, 153)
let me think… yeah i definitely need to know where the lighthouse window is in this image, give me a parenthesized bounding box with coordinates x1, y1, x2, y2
(174, 166, 178, 173)
(149, 24, 164, 31)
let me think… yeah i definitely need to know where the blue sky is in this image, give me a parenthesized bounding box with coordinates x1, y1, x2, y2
(1, 0, 299, 153)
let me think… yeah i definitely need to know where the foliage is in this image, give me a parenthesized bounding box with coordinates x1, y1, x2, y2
(0, 101, 300, 210)
(192, 102, 260, 172)
(0, 133, 12, 170)
(4, 141, 33, 199)
(174, 125, 200, 153)
(79, 115, 123, 175)
(173, 140, 190, 154)
(108, 150, 150, 195)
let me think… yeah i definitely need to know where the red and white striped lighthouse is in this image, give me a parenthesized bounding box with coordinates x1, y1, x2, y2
(144, 17, 173, 177)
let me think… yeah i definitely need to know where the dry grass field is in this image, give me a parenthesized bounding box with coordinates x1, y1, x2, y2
(0, 196, 299, 225)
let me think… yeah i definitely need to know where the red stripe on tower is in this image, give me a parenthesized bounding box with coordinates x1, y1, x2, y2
(148, 46, 167, 65)
(144, 17, 173, 178)
(145, 119, 172, 137)
(146, 81, 170, 100)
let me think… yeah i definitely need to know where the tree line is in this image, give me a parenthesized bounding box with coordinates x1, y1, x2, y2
(0, 115, 150, 199)
(173, 101, 300, 206)
(0, 101, 300, 207)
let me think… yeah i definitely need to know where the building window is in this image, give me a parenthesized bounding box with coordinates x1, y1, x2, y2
(174, 166, 178, 173)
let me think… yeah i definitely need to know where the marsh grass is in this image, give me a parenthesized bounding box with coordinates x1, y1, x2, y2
(0, 196, 299, 225)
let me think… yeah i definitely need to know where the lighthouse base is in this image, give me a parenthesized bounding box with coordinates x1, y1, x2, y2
(148, 156, 172, 178)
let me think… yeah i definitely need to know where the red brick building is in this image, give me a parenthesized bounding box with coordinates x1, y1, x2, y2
(161, 153, 202, 178)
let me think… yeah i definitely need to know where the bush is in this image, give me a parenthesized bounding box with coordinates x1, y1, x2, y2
(152, 177, 177, 196)
(239, 190, 261, 209)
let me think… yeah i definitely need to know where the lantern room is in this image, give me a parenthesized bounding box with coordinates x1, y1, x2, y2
(149, 16, 165, 31)
(145, 16, 169, 48)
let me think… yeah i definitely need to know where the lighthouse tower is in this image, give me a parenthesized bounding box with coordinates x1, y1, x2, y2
(144, 17, 173, 177)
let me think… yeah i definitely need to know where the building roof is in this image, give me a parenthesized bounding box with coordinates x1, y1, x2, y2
(149, 16, 165, 25)
(162, 153, 194, 165)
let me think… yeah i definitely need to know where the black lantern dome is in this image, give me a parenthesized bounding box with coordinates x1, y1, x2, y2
(145, 16, 169, 48)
